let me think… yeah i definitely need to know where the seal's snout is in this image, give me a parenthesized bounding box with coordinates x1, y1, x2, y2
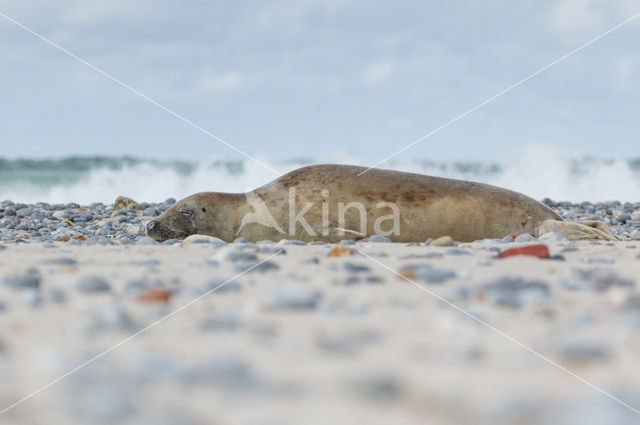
(145, 220, 157, 235)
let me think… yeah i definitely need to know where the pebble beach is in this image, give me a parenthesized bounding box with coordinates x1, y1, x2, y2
(1, 198, 640, 424)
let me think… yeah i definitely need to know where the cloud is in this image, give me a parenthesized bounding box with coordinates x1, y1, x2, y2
(61, 0, 152, 24)
(616, 56, 635, 79)
(200, 72, 242, 92)
(363, 60, 393, 85)
(548, 0, 607, 42)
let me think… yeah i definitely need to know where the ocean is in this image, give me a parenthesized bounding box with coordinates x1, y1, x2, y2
(1, 149, 639, 204)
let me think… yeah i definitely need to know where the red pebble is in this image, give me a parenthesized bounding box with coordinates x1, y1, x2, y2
(136, 288, 171, 303)
(498, 244, 550, 259)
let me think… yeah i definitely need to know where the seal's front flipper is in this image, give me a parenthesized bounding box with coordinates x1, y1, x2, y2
(537, 220, 619, 241)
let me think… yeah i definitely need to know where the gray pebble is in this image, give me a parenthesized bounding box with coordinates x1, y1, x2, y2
(234, 259, 279, 273)
(344, 275, 360, 284)
(266, 284, 322, 310)
(135, 236, 159, 245)
(399, 263, 456, 284)
(4, 272, 40, 290)
(481, 276, 552, 308)
(514, 233, 535, 243)
(23, 289, 44, 308)
(45, 287, 67, 303)
(445, 248, 471, 256)
(349, 374, 403, 401)
(206, 353, 262, 391)
(368, 234, 391, 243)
(205, 278, 242, 293)
(47, 257, 77, 266)
(227, 251, 258, 262)
(500, 235, 514, 243)
(476, 238, 502, 245)
(82, 303, 134, 333)
(233, 237, 248, 244)
(118, 235, 135, 245)
(123, 279, 164, 298)
(201, 312, 248, 332)
(163, 238, 182, 245)
(561, 268, 634, 292)
(143, 206, 159, 217)
(259, 246, 286, 255)
(318, 329, 382, 354)
(575, 257, 615, 264)
(339, 239, 356, 245)
(77, 276, 112, 293)
(344, 262, 371, 273)
(561, 342, 610, 363)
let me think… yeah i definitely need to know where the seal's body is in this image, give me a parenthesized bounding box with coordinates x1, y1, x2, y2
(145, 164, 618, 242)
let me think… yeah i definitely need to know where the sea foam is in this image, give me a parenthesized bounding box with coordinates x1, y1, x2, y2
(1, 147, 638, 204)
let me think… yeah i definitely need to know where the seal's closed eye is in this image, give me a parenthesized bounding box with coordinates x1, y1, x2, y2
(202, 208, 206, 212)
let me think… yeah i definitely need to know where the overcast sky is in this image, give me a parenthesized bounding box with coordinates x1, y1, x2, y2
(1, 0, 639, 163)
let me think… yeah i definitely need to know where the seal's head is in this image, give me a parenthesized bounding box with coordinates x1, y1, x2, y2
(145, 194, 212, 242)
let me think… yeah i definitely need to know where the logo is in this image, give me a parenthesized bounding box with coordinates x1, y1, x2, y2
(238, 187, 400, 238)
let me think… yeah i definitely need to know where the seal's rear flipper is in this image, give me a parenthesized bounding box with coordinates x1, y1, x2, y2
(537, 220, 621, 241)
(576, 221, 625, 240)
